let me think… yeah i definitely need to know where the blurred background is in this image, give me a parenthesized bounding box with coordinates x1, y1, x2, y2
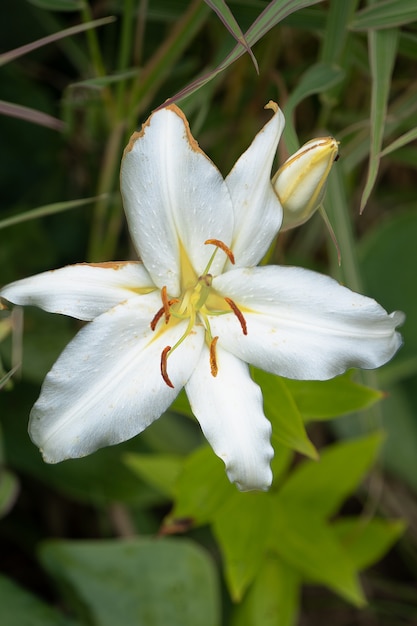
(1, 1, 417, 624)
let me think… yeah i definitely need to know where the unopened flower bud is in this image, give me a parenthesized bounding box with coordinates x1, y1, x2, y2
(272, 137, 339, 231)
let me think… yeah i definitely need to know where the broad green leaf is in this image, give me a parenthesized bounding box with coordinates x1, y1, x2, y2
(167, 0, 324, 106)
(359, 27, 398, 212)
(350, 0, 417, 30)
(0, 468, 19, 518)
(231, 555, 300, 626)
(39, 538, 220, 626)
(204, 0, 258, 71)
(170, 445, 235, 526)
(283, 62, 345, 153)
(360, 210, 417, 365)
(0, 574, 77, 626)
(212, 491, 272, 601)
(373, 384, 417, 493)
(283, 372, 383, 421)
(170, 388, 193, 418)
(269, 510, 365, 607)
(124, 452, 183, 498)
(276, 433, 384, 518)
(253, 369, 318, 459)
(332, 517, 405, 570)
(0, 195, 107, 230)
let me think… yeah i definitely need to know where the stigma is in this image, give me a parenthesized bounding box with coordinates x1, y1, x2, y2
(150, 239, 248, 387)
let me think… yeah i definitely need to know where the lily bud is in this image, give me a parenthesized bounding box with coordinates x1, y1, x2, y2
(272, 137, 339, 231)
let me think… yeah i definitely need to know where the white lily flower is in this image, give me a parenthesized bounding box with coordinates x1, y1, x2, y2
(0, 103, 404, 491)
(273, 136, 339, 230)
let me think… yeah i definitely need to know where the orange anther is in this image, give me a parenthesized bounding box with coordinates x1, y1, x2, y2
(224, 298, 247, 335)
(210, 336, 219, 377)
(150, 306, 165, 331)
(161, 346, 174, 388)
(204, 239, 235, 264)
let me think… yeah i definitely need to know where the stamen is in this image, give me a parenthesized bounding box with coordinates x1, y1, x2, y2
(150, 307, 164, 331)
(161, 286, 170, 323)
(205, 239, 235, 264)
(210, 336, 219, 377)
(224, 297, 248, 335)
(161, 346, 174, 388)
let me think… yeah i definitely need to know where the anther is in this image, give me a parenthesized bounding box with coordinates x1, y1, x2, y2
(224, 298, 248, 335)
(161, 346, 174, 388)
(150, 307, 165, 331)
(210, 336, 219, 377)
(204, 239, 235, 264)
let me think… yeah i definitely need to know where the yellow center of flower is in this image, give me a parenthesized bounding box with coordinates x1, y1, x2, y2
(150, 240, 247, 387)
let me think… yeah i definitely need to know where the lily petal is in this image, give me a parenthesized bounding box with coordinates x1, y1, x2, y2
(212, 266, 404, 380)
(185, 344, 273, 491)
(226, 102, 285, 267)
(29, 298, 205, 462)
(0, 262, 154, 321)
(121, 105, 234, 294)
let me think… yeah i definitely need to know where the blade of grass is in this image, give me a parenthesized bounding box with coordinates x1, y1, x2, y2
(350, 0, 417, 31)
(0, 100, 65, 131)
(359, 26, 398, 212)
(164, 0, 324, 106)
(380, 127, 417, 157)
(282, 62, 345, 153)
(0, 16, 116, 67)
(204, 0, 258, 72)
(0, 195, 108, 230)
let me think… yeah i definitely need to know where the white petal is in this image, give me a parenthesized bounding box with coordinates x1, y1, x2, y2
(121, 106, 234, 294)
(29, 298, 205, 462)
(0, 262, 154, 321)
(185, 344, 273, 491)
(226, 102, 285, 267)
(211, 266, 404, 380)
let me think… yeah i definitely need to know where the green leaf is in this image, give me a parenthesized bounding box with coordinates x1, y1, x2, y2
(269, 511, 365, 607)
(231, 556, 300, 626)
(212, 491, 272, 600)
(0, 17, 116, 67)
(0, 574, 78, 626)
(124, 452, 183, 498)
(284, 372, 383, 421)
(380, 126, 417, 157)
(283, 62, 345, 153)
(351, 0, 417, 30)
(332, 517, 405, 571)
(253, 369, 318, 459)
(167, 0, 324, 106)
(0, 468, 19, 519)
(204, 0, 258, 72)
(39, 538, 220, 626)
(26, 0, 84, 10)
(0, 195, 107, 230)
(171, 445, 235, 526)
(359, 26, 398, 212)
(360, 210, 417, 367)
(276, 432, 384, 518)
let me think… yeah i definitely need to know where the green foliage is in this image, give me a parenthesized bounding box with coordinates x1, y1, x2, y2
(1, 0, 416, 623)
(39, 538, 220, 626)
(0, 574, 78, 626)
